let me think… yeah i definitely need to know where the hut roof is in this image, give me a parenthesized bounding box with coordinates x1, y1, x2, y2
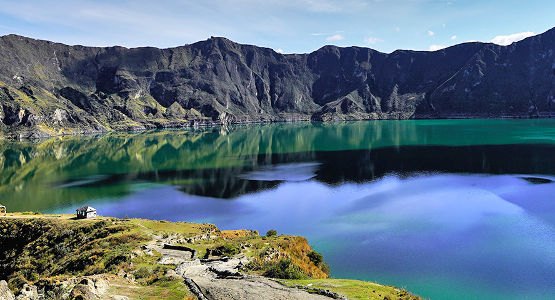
(76, 206, 96, 212)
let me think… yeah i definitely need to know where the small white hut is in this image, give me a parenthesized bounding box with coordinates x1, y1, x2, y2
(76, 206, 97, 219)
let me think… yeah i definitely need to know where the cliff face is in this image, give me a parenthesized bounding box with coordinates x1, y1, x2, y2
(0, 28, 553, 138)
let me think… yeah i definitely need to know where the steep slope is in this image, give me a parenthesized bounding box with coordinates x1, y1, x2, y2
(0, 28, 553, 138)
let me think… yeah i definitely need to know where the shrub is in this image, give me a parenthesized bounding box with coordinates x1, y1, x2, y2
(263, 258, 304, 279)
(320, 263, 330, 276)
(205, 243, 240, 257)
(266, 229, 277, 237)
(146, 265, 167, 284)
(8, 274, 27, 291)
(45, 284, 71, 300)
(134, 267, 150, 279)
(307, 251, 323, 266)
(219, 243, 240, 256)
(104, 253, 129, 270)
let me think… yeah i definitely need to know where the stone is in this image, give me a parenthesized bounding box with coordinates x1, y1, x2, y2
(0, 280, 15, 300)
(69, 284, 97, 300)
(15, 284, 38, 300)
(164, 269, 183, 280)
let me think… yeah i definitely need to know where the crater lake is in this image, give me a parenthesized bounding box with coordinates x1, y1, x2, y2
(1, 119, 554, 300)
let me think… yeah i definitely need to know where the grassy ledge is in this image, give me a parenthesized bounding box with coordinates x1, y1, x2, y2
(279, 279, 423, 300)
(0, 213, 422, 299)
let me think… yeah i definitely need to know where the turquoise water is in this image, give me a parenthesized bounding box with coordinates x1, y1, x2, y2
(1, 119, 554, 299)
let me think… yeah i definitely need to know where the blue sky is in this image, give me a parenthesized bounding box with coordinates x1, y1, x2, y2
(0, 0, 553, 53)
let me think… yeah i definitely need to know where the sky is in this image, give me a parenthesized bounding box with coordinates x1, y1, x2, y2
(0, 0, 553, 53)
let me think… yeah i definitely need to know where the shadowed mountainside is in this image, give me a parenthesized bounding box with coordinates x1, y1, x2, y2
(0, 28, 554, 138)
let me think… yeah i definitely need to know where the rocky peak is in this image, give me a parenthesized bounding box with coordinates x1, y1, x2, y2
(0, 27, 553, 138)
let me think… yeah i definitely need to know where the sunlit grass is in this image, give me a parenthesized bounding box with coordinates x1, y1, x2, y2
(281, 278, 424, 300)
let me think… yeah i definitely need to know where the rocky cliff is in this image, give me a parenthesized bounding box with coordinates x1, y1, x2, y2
(0, 28, 554, 138)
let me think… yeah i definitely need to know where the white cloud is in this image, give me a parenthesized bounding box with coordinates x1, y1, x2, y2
(490, 31, 535, 46)
(326, 34, 344, 42)
(428, 44, 446, 51)
(450, 35, 457, 40)
(364, 37, 382, 45)
(276, 48, 284, 53)
(395, 26, 400, 32)
(427, 30, 434, 36)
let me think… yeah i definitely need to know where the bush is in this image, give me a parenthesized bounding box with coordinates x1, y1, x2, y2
(263, 258, 305, 279)
(266, 229, 277, 237)
(134, 267, 150, 279)
(219, 244, 240, 256)
(320, 263, 330, 276)
(8, 274, 26, 291)
(53, 243, 70, 257)
(307, 251, 323, 266)
(205, 243, 240, 258)
(104, 253, 129, 270)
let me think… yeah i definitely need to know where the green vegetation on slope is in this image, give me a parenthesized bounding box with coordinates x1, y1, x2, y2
(0, 216, 144, 290)
(281, 279, 423, 300)
(0, 214, 337, 298)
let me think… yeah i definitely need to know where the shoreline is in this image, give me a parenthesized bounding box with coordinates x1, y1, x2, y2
(2, 115, 554, 141)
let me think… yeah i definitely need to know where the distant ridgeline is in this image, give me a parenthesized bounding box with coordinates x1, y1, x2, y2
(0, 28, 554, 138)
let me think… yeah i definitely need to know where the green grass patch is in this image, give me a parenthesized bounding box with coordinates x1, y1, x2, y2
(128, 219, 214, 237)
(107, 275, 195, 300)
(281, 278, 424, 300)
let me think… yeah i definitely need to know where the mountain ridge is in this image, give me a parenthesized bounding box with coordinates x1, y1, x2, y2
(0, 28, 553, 138)
(3, 27, 552, 53)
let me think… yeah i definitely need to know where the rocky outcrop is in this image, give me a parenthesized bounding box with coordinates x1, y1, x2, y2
(0, 28, 553, 138)
(173, 255, 331, 300)
(145, 233, 331, 299)
(15, 284, 38, 300)
(0, 280, 15, 300)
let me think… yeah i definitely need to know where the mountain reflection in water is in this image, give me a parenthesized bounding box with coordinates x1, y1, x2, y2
(1, 119, 554, 300)
(0, 119, 554, 211)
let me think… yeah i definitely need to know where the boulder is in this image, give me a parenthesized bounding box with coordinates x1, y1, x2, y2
(69, 284, 97, 300)
(15, 284, 38, 300)
(0, 280, 15, 300)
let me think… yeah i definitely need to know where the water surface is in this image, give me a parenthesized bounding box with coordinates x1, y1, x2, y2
(1, 119, 554, 300)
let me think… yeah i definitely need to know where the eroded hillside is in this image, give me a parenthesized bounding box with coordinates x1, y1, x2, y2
(0, 28, 553, 138)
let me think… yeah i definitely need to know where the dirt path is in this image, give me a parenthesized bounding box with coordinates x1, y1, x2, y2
(144, 236, 333, 300)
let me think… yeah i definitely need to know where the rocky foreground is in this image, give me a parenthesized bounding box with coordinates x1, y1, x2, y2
(0, 28, 554, 138)
(0, 213, 421, 300)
